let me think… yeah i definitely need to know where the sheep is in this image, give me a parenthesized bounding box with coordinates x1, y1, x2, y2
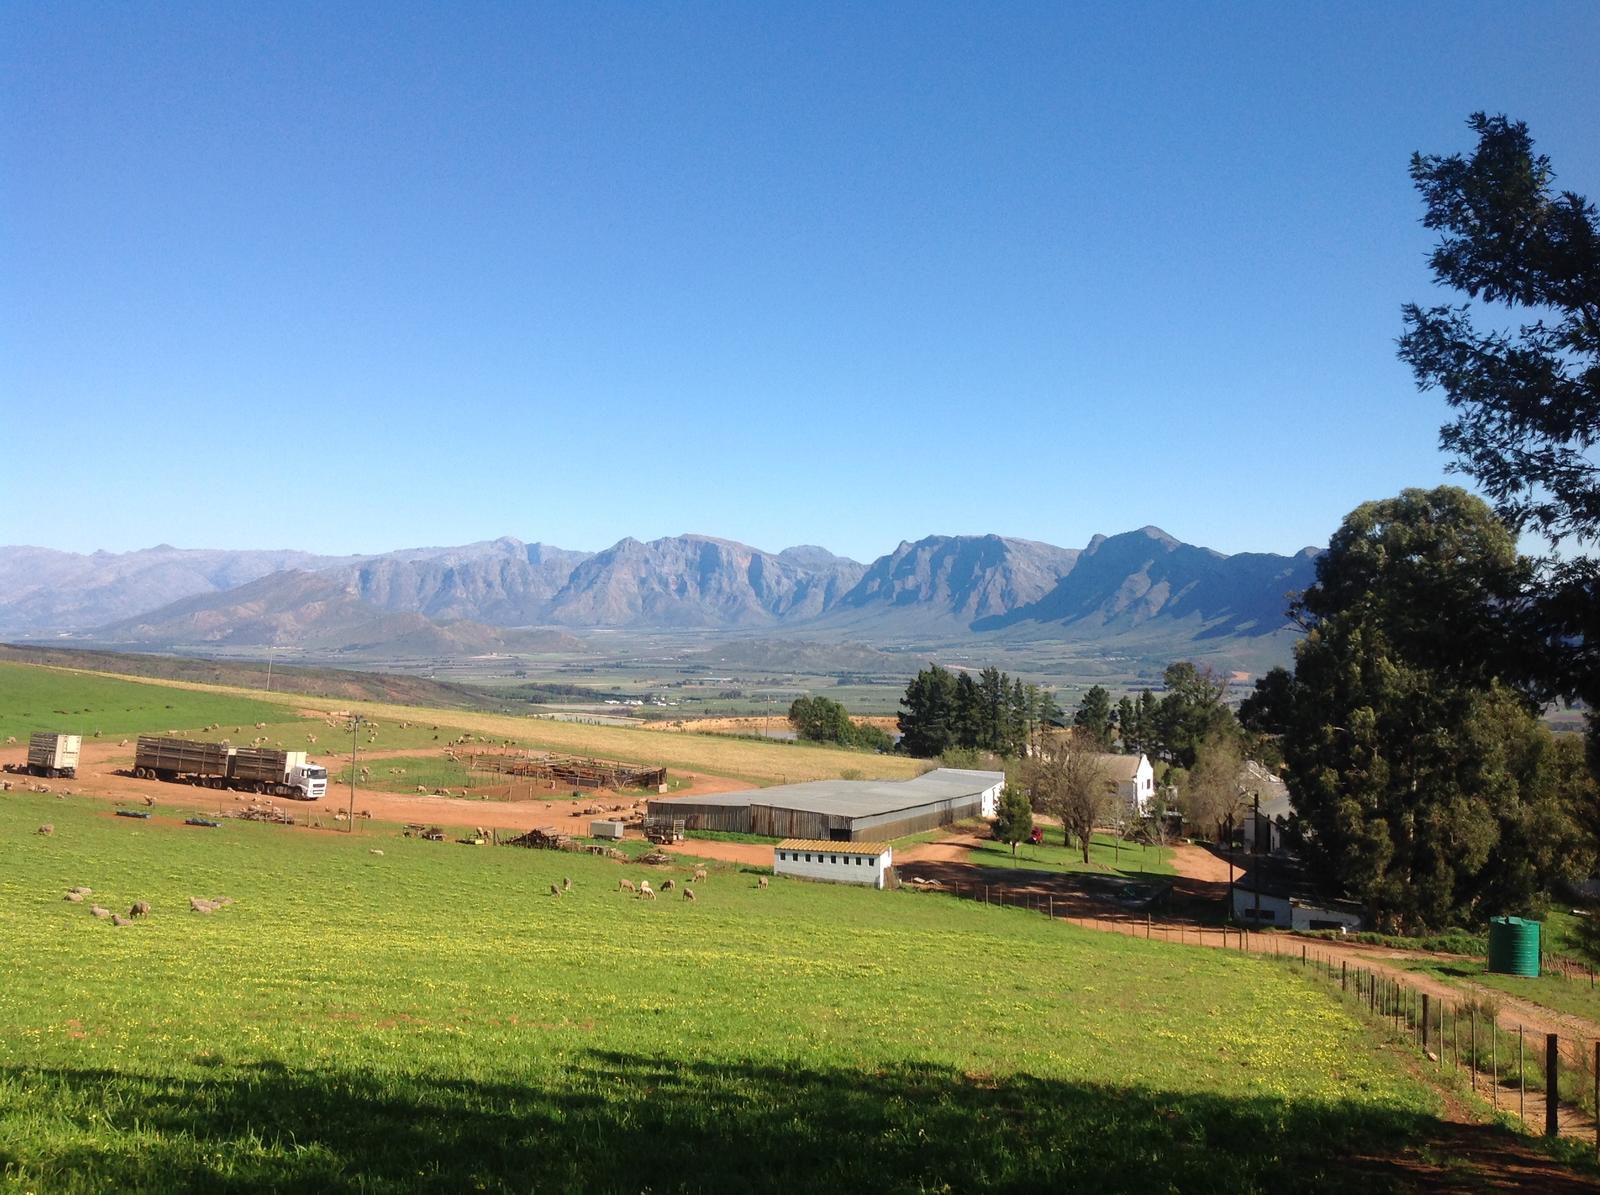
(69, 886, 92, 896)
(36, 824, 54, 836)
(64, 891, 84, 903)
(129, 901, 151, 918)
(111, 914, 132, 927)
(659, 879, 674, 892)
(370, 849, 385, 856)
(90, 905, 112, 919)
(618, 878, 637, 893)
(638, 881, 656, 900)
(757, 877, 769, 888)
(683, 886, 697, 901)
(190, 898, 217, 913)
(562, 877, 572, 892)
(549, 883, 562, 897)
(692, 867, 708, 882)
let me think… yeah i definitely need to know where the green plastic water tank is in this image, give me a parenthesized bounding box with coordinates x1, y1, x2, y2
(1486, 916, 1541, 977)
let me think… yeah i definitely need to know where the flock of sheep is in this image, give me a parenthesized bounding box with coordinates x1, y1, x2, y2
(61, 883, 235, 926)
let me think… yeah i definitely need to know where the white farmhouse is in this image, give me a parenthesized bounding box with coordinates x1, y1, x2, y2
(1095, 753, 1156, 818)
(774, 839, 893, 888)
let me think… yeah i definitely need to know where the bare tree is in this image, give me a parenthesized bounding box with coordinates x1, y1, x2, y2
(1183, 728, 1246, 845)
(1025, 729, 1111, 864)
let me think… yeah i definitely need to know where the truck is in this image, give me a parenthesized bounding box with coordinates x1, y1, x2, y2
(27, 733, 81, 779)
(132, 736, 328, 800)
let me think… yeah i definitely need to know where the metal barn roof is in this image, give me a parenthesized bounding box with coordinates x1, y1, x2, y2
(658, 767, 1005, 820)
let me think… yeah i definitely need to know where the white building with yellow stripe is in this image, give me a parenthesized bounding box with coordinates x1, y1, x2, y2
(774, 839, 893, 888)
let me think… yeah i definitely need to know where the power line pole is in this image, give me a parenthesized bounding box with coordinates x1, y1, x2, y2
(347, 714, 363, 833)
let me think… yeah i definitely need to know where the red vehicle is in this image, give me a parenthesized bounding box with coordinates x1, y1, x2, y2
(1029, 827, 1044, 846)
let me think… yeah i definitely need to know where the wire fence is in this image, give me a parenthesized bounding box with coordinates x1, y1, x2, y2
(926, 878, 1600, 1147)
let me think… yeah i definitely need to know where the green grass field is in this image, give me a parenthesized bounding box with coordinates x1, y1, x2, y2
(329, 755, 477, 794)
(970, 831, 1176, 877)
(0, 791, 1493, 1194)
(0, 662, 305, 744)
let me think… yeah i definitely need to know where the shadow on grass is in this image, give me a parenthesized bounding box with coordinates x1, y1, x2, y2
(0, 1052, 1583, 1194)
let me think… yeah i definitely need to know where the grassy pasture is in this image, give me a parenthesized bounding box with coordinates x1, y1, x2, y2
(969, 831, 1177, 877)
(0, 662, 303, 744)
(330, 755, 476, 794)
(0, 792, 1479, 1194)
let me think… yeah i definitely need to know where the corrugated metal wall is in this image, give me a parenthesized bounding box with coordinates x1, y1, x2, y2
(850, 794, 983, 841)
(749, 805, 829, 840)
(644, 801, 752, 833)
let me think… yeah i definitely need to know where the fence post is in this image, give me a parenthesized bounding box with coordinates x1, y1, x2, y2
(1421, 994, 1430, 1055)
(1341, 961, 1347, 992)
(1542, 1036, 1555, 1139)
(1519, 1026, 1524, 1126)
(1546, 1034, 1559, 1137)
(1593, 1040, 1598, 1155)
(1471, 1007, 1477, 1092)
(1049, 895, 1054, 919)
(1490, 1015, 1497, 1109)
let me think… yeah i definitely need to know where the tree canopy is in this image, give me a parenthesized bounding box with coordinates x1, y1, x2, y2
(1399, 112, 1600, 765)
(992, 786, 1035, 858)
(897, 665, 1056, 759)
(1282, 487, 1587, 930)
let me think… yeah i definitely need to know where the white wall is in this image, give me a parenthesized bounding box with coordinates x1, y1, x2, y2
(980, 782, 1002, 817)
(1232, 888, 1292, 926)
(1231, 886, 1363, 931)
(774, 846, 892, 889)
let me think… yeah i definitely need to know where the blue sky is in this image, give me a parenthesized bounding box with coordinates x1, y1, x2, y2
(4, 3, 1597, 563)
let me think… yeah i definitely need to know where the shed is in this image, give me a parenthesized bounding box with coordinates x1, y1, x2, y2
(774, 839, 893, 889)
(648, 768, 1004, 842)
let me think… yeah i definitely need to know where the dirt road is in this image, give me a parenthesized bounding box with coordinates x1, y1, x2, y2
(0, 741, 744, 833)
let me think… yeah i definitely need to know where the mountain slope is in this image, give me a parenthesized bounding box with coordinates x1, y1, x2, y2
(815, 535, 1081, 632)
(0, 545, 363, 634)
(542, 535, 865, 627)
(94, 570, 583, 654)
(974, 527, 1317, 639)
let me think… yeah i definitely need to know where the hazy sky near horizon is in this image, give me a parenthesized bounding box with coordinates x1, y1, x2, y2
(4, 3, 1598, 563)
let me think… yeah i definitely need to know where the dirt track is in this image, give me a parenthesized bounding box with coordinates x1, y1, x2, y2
(0, 741, 746, 833)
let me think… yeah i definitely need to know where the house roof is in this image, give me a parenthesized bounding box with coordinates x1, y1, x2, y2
(1092, 753, 1145, 783)
(776, 840, 890, 856)
(653, 768, 1006, 821)
(1240, 760, 1291, 819)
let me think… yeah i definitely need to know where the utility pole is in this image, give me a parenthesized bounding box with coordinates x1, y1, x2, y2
(265, 648, 274, 694)
(347, 714, 363, 833)
(1253, 791, 1262, 925)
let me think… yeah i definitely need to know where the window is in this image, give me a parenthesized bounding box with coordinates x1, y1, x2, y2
(830, 856, 838, 865)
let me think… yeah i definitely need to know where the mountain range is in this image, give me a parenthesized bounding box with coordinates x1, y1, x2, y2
(0, 529, 1320, 661)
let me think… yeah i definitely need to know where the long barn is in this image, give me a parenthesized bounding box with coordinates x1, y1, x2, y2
(647, 767, 1005, 842)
